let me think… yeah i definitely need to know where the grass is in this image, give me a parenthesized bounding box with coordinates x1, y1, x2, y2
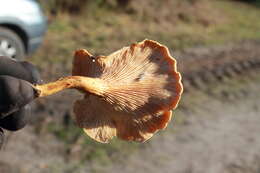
(32, 0, 260, 72)
(29, 0, 260, 165)
(207, 1, 260, 43)
(47, 120, 141, 165)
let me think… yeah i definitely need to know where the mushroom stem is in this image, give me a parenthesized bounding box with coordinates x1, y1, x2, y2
(34, 76, 107, 98)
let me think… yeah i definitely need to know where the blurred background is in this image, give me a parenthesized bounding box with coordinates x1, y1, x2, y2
(0, 0, 260, 172)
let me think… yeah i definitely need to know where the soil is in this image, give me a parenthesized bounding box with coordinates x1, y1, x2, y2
(104, 70, 260, 173)
(0, 42, 259, 173)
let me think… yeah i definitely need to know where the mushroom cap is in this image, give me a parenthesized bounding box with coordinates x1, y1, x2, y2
(72, 40, 183, 143)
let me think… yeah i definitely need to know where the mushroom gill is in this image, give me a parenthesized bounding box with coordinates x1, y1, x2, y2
(34, 39, 183, 143)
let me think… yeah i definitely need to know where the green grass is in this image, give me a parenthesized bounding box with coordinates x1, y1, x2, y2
(207, 1, 260, 43)
(32, 0, 260, 70)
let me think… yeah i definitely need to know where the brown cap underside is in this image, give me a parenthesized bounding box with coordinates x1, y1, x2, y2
(72, 39, 183, 143)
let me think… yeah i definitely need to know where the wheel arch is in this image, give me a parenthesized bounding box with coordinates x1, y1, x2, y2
(0, 24, 28, 53)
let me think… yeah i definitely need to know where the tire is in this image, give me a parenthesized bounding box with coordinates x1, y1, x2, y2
(0, 27, 25, 60)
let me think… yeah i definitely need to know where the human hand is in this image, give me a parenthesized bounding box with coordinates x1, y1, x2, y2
(0, 56, 41, 148)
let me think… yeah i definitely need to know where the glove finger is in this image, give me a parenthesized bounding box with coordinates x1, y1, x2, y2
(0, 128, 4, 149)
(0, 75, 37, 118)
(0, 56, 41, 84)
(0, 105, 31, 131)
(20, 61, 42, 84)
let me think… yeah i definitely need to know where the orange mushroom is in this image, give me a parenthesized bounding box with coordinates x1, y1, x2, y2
(34, 40, 183, 143)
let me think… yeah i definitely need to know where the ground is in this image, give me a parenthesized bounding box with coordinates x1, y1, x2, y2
(1, 0, 260, 172)
(104, 70, 260, 173)
(0, 45, 259, 173)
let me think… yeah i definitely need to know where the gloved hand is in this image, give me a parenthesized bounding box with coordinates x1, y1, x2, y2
(0, 56, 41, 148)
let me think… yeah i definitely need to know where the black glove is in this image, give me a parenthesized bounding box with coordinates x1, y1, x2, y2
(0, 75, 36, 119)
(0, 128, 3, 148)
(0, 56, 41, 148)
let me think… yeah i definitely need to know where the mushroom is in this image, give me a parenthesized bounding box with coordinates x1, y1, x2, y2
(34, 40, 183, 143)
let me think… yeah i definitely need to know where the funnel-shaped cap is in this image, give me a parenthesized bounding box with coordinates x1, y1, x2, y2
(72, 40, 183, 143)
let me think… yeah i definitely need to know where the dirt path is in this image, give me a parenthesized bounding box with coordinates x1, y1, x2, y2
(0, 46, 259, 173)
(103, 71, 260, 173)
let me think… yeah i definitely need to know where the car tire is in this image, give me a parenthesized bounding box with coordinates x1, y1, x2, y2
(0, 27, 25, 60)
